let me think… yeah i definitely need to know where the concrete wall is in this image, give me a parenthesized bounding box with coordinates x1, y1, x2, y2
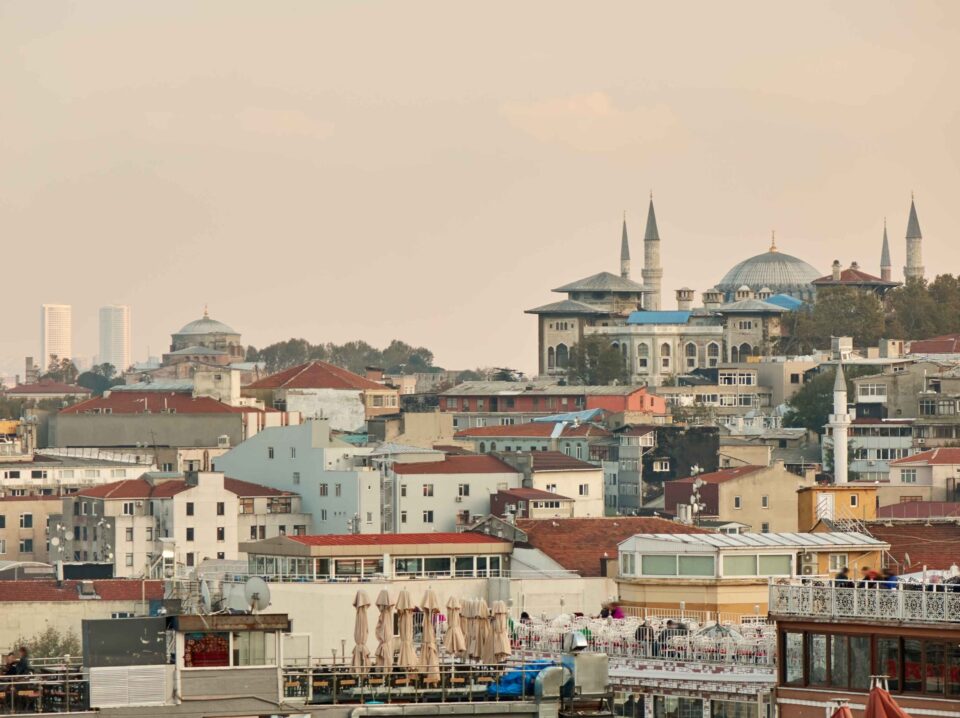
(0, 599, 152, 650)
(49, 414, 245, 449)
(283, 388, 365, 431)
(716, 465, 813, 532)
(529, 469, 605, 518)
(394, 470, 521, 532)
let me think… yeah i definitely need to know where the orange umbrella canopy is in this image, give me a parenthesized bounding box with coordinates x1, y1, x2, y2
(865, 687, 912, 718)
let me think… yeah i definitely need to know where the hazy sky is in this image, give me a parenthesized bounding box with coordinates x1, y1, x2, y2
(3, 2, 959, 377)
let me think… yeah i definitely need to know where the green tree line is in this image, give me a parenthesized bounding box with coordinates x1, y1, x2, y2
(245, 338, 439, 375)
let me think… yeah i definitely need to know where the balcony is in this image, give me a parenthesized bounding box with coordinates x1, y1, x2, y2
(769, 578, 960, 624)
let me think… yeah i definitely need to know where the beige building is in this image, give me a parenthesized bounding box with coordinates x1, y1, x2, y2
(0, 495, 61, 562)
(665, 463, 813, 533)
(885, 447, 960, 503)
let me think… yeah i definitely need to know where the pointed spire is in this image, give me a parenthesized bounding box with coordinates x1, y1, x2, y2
(620, 212, 630, 261)
(769, 230, 777, 253)
(203, 304, 209, 318)
(880, 218, 891, 268)
(644, 195, 660, 242)
(834, 362, 846, 392)
(906, 196, 922, 239)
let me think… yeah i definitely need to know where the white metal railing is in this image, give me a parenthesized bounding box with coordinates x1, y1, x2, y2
(620, 606, 767, 626)
(769, 578, 960, 623)
(223, 568, 579, 584)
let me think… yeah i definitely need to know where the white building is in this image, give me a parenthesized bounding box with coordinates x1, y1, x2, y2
(61, 471, 308, 577)
(41, 303, 72, 366)
(213, 419, 381, 535)
(0, 449, 156, 498)
(98, 305, 131, 372)
(886, 447, 960, 503)
(524, 453, 606, 518)
(390, 455, 522, 532)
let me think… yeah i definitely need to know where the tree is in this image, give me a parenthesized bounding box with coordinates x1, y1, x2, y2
(41, 357, 78, 385)
(566, 336, 629, 385)
(782, 287, 886, 353)
(15, 626, 81, 659)
(885, 278, 940, 340)
(782, 366, 873, 434)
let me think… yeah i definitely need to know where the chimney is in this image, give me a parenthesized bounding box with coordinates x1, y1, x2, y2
(702, 288, 722, 311)
(850, 261, 859, 271)
(832, 260, 841, 281)
(365, 367, 385, 383)
(675, 288, 694, 311)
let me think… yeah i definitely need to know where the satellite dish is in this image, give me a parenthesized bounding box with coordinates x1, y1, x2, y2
(50, 537, 60, 547)
(199, 581, 212, 613)
(243, 577, 271, 612)
(225, 584, 249, 613)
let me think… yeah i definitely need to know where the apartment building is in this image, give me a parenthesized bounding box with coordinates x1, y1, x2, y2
(0, 450, 156, 498)
(886, 447, 960, 503)
(498, 451, 606, 518)
(0, 495, 61, 562)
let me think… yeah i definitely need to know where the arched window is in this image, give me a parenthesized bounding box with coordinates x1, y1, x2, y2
(707, 342, 720, 367)
(621, 343, 628, 367)
(479, 442, 486, 453)
(739, 342, 752, 360)
(637, 343, 649, 371)
(660, 342, 671, 370)
(556, 343, 569, 368)
(731, 345, 739, 363)
(547, 346, 556, 370)
(752, 345, 760, 357)
(684, 342, 698, 370)
(490, 442, 497, 451)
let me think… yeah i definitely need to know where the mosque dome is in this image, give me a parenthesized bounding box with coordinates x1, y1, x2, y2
(716, 240, 821, 302)
(175, 310, 238, 336)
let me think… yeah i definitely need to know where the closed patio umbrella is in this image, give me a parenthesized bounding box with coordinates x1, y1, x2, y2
(443, 595, 466, 659)
(395, 588, 418, 671)
(419, 588, 440, 683)
(477, 598, 496, 665)
(865, 683, 913, 718)
(374, 589, 394, 672)
(351, 589, 372, 673)
(491, 600, 511, 663)
(464, 598, 479, 661)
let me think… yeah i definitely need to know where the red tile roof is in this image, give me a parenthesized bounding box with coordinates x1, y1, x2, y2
(865, 522, 960, 571)
(812, 267, 896, 286)
(909, 335, 960, 355)
(6, 382, 91, 395)
(0, 579, 163, 602)
(288, 533, 509, 547)
(60, 392, 265, 415)
(516, 517, 709, 577)
(455, 423, 610, 439)
(497, 487, 573, 501)
(393, 455, 517, 475)
(526, 451, 600, 472)
(77, 476, 288, 499)
(670, 465, 765, 485)
(877, 502, 960, 519)
(890, 448, 960, 466)
(223, 477, 292, 497)
(245, 361, 386, 391)
(0, 495, 64, 503)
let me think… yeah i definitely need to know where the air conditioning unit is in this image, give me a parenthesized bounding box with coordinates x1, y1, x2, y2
(917, 438, 926, 445)
(802, 552, 816, 563)
(802, 565, 814, 575)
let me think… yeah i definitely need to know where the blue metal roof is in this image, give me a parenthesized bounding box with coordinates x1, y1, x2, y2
(627, 311, 692, 325)
(764, 294, 804, 311)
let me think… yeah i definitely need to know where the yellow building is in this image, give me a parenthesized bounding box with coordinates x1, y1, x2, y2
(796, 484, 877, 532)
(615, 531, 888, 615)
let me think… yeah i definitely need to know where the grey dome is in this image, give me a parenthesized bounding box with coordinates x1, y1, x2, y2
(176, 313, 237, 336)
(717, 247, 820, 301)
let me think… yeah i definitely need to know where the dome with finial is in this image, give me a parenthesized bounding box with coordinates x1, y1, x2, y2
(176, 308, 238, 336)
(716, 235, 821, 302)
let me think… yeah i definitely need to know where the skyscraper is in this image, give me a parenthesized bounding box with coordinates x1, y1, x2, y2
(40, 304, 72, 368)
(99, 305, 131, 372)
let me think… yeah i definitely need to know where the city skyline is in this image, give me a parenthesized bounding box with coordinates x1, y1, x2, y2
(98, 304, 131, 372)
(2, 2, 960, 376)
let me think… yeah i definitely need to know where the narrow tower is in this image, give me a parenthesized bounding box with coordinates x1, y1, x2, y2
(620, 212, 631, 279)
(880, 218, 892, 282)
(904, 195, 924, 281)
(829, 363, 851, 485)
(642, 194, 663, 310)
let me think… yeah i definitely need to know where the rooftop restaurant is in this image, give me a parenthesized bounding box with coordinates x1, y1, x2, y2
(239, 533, 514, 581)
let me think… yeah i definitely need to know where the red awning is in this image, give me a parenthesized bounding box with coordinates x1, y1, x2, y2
(865, 687, 912, 718)
(831, 705, 854, 718)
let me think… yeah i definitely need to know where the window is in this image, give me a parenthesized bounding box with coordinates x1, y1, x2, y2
(293, 472, 300, 485)
(828, 553, 848, 572)
(546, 483, 557, 492)
(422, 483, 434, 497)
(125, 527, 134, 542)
(858, 383, 887, 398)
(620, 552, 636, 575)
(186, 553, 195, 567)
(239, 498, 254, 514)
(268, 447, 275, 459)
(216, 502, 225, 516)
(0, 540, 5, 554)
(186, 502, 194, 516)
(400, 511, 407, 524)
(122, 502, 135, 515)
(422, 510, 434, 523)
(186, 527, 194, 542)
(146, 527, 153, 540)
(790, 373, 801, 384)
(399, 484, 407, 497)
(19, 513, 32, 529)
(319, 483, 328, 496)
(334, 483, 342, 497)
(0, 516, 5, 529)
(761, 522, 770, 533)
(761, 495, 769, 509)
(458, 484, 470, 497)
(290, 447, 296, 459)
(685, 342, 698, 369)
(660, 342, 671, 369)
(850, 494, 859, 507)
(900, 469, 917, 483)
(19, 539, 33, 553)
(638, 343, 649, 370)
(654, 696, 702, 718)
(578, 483, 589, 496)
(250, 526, 258, 539)
(733, 496, 742, 509)
(125, 553, 134, 567)
(642, 555, 677, 576)
(217, 527, 225, 542)
(653, 460, 669, 472)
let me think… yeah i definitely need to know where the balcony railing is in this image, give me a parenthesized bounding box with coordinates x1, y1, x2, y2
(769, 578, 960, 624)
(0, 669, 89, 714)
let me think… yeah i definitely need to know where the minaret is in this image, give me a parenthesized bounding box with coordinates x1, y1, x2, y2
(829, 363, 851, 485)
(880, 219, 892, 282)
(642, 193, 663, 310)
(904, 195, 924, 281)
(620, 212, 631, 279)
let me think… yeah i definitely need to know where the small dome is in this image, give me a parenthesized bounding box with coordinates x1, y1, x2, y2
(176, 311, 237, 336)
(737, 285, 751, 292)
